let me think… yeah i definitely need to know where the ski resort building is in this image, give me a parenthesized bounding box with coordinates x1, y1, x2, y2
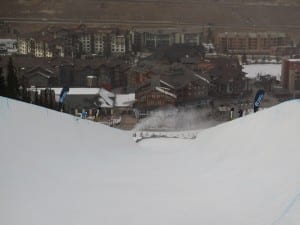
(27, 87, 135, 116)
(0, 39, 17, 55)
(21, 66, 58, 88)
(135, 79, 177, 111)
(281, 58, 300, 97)
(216, 32, 290, 55)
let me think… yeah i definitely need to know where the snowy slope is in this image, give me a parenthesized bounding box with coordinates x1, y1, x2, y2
(1, 97, 300, 225)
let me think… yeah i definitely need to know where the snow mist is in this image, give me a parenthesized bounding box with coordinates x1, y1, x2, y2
(134, 106, 218, 131)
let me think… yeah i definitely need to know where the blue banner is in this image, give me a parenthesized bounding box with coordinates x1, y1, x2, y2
(253, 89, 265, 113)
(59, 87, 69, 104)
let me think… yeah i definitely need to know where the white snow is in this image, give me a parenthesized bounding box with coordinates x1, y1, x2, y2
(1, 97, 300, 225)
(160, 79, 175, 89)
(115, 94, 135, 107)
(99, 88, 114, 107)
(99, 88, 135, 108)
(287, 59, 300, 62)
(243, 64, 281, 80)
(193, 72, 210, 84)
(28, 87, 135, 108)
(155, 87, 177, 98)
(53, 87, 101, 95)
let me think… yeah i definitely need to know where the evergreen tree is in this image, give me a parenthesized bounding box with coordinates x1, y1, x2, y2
(21, 86, 30, 102)
(6, 57, 19, 99)
(206, 26, 213, 42)
(0, 67, 6, 96)
(34, 90, 39, 105)
(48, 89, 54, 109)
(242, 53, 247, 65)
(199, 44, 206, 59)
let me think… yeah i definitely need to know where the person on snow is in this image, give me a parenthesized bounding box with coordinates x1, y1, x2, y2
(238, 109, 243, 117)
(230, 107, 235, 120)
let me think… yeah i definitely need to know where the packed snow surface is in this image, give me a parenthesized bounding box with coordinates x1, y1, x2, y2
(1, 97, 300, 225)
(243, 64, 281, 80)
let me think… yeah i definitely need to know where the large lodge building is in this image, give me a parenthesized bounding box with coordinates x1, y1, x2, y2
(216, 32, 290, 55)
(281, 58, 300, 97)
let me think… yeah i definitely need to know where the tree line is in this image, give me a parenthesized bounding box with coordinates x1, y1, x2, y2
(0, 57, 57, 109)
(0, 57, 20, 99)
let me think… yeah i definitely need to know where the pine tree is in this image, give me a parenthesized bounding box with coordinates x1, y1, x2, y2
(242, 53, 247, 65)
(206, 26, 213, 43)
(21, 87, 30, 102)
(0, 67, 6, 96)
(6, 57, 19, 99)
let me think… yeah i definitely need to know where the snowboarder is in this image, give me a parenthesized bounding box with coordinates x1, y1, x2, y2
(94, 107, 101, 121)
(230, 107, 235, 120)
(238, 109, 243, 117)
(81, 109, 87, 119)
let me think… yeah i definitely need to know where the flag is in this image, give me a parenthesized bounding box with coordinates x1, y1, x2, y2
(59, 87, 69, 104)
(253, 89, 265, 113)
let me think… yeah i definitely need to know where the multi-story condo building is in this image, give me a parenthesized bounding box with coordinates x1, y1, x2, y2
(135, 30, 203, 50)
(18, 37, 61, 58)
(94, 32, 106, 55)
(143, 31, 175, 49)
(71, 27, 130, 56)
(281, 58, 300, 96)
(174, 32, 203, 46)
(35, 41, 53, 58)
(216, 32, 290, 55)
(78, 32, 92, 55)
(111, 34, 126, 55)
(110, 29, 131, 56)
(35, 41, 45, 57)
(54, 28, 79, 57)
(15, 26, 208, 58)
(18, 38, 28, 55)
(0, 39, 18, 55)
(129, 31, 143, 53)
(143, 32, 156, 49)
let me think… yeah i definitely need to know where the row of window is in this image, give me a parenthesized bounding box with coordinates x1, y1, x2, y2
(111, 48, 125, 52)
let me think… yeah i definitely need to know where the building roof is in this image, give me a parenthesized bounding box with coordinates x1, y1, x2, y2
(99, 88, 135, 108)
(146, 44, 204, 63)
(287, 59, 300, 62)
(99, 88, 114, 108)
(193, 73, 210, 84)
(0, 56, 75, 71)
(53, 88, 100, 96)
(160, 64, 210, 89)
(160, 79, 175, 89)
(155, 87, 176, 99)
(29, 87, 135, 108)
(218, 32, 287, 38)
(115, 93, 136, 107)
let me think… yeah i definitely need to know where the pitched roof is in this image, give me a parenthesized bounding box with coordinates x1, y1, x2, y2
(160, 79, 175, 89)
(115, 94, 136, 107)
(160, 64, 209, 89)
(98, 88, 135, 108)
(146, 44, 205, 63)
(155, 87, 176, 99)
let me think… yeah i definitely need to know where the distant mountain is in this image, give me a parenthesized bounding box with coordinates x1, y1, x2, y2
(1, 0, 300, 31)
